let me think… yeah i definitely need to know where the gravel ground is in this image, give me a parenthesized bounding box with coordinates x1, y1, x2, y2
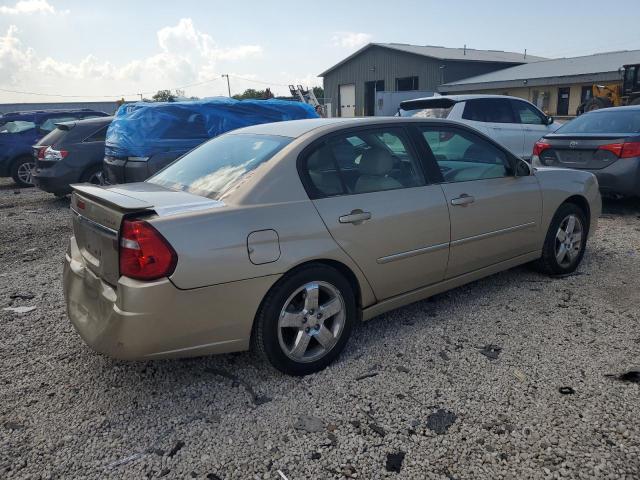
(1, 178, 639, 480)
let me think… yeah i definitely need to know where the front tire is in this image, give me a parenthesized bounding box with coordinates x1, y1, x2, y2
(252, 264, 356, 376)
(533, 203, 588, 275)
(11, 156, 35, 187)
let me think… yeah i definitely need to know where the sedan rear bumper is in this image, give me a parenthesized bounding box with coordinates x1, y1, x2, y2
(32, 163, 84, 195)
(590, 157, 640, 197)
(533, 156, 640, 197)
(63, 236, 279, 360)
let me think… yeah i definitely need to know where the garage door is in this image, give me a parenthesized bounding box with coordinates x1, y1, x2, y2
(339, 84, 356, 117)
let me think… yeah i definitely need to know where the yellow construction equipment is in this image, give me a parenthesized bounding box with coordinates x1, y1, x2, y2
(578, 63, 640, 114)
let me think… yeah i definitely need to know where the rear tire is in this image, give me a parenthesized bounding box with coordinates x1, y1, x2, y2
(583, 97, 613, 112)
(252, 264, 356, 376)
(532, 203, 588, 275)
(10, 156, 35, 187)
(81, 165, 104, 185)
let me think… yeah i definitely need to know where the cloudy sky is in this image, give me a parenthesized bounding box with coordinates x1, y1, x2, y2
(1, 0, 640, 103)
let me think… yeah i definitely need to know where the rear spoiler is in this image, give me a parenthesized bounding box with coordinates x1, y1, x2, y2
(399, 98, 457, 111)
(71, 184, 153, 211)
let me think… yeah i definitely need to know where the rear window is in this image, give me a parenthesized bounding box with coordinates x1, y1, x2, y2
(37, 126, 70, 147)
(147, 133, 291, 200)
(556, 109, 640, 134)
(462, 99, 515, 123)
(399, 106, 452, 119)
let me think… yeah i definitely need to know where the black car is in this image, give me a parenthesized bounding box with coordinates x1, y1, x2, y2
(32, 116, 113, 196)
(532, 106, 640, 197)
(0, 108, 109, 187)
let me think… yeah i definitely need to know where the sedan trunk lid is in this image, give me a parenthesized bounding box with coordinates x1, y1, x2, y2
(539, 134, 631, 170)
(70, 183, 223, 285)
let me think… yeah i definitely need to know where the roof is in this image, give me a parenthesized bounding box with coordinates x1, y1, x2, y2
(399, 94, 529, 110)
(319, 43, 545, 77)
(1, 108, 107, 118)
(440, 50, 640, 91)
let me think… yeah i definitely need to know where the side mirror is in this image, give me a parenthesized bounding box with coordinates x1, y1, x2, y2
(514, 159, 532, 177)
(546, 115, 554, 125)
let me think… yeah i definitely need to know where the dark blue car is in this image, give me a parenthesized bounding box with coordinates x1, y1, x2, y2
(0, 109, 109, 187)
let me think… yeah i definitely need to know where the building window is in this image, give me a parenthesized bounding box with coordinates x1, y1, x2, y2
(581, 86, 593, 104)
(396, 76, 419, 91)
(531, 89, 550, 114)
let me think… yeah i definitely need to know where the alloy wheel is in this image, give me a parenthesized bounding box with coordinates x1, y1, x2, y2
(554, 214, 583, 268)
(17, 161, 35, 186)
(277, 281, 346, 363)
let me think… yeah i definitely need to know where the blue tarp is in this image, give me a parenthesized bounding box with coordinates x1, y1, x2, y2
(105, 97, 318, 158)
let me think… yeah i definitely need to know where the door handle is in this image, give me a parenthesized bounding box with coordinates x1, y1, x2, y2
(451, 194, 475, 206)
(339, 209, 371, 225)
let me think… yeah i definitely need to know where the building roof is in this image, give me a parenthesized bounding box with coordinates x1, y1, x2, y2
(440, 50, 640, 91)
(319, 43, 545, 77)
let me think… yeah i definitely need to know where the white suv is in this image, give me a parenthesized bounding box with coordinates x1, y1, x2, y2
(398, 95, 563, 160)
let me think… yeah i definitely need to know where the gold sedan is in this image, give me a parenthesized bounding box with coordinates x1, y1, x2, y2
(64, 118, 601, 375)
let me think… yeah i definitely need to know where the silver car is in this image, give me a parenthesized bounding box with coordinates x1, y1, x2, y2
(64, 118, 601, 375)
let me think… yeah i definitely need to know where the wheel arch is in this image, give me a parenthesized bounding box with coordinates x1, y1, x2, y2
(562, 194, 591, 233)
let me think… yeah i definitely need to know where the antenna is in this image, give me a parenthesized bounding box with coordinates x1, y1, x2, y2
(524, 48, 527, 59)
(463, 44, 466, 55)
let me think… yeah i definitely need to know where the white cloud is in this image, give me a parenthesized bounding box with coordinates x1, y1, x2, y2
(0, 19, 264, 99)
(0, 0, 58, 15)
(331, 31, 372, 49)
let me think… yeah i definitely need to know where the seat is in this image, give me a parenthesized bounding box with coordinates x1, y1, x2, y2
(354, 148, 402, 193)
(307, 147, 343, 196)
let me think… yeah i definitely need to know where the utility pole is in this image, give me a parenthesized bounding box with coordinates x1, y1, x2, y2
(221, 74, 231, 97)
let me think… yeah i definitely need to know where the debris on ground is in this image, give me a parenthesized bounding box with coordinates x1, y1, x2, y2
(606, 371, 640, 383)
(513, 369, 527, 382)
(559, 387, 575, 395)
(368, 422, 385, 437)
(355, 371, 378, 381)
(168, 440, 185, 457)
(9, 292, 35, 300)
(3, 306, 37, 314)
(396, 366, 410, 373)
(439, 351, 450, 361)
(385, 451, 406, 473)
(426, 409, 457, 434)
(293, 416, 324, 433)
(479, 344, 502, 360)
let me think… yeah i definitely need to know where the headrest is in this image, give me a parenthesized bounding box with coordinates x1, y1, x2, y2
(359, 148, 394, 176)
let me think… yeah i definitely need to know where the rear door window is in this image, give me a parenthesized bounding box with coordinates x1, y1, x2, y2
(0, 120, 36, 134)
(462, 99, 516, 123)
(511, 100, 546, 125)
(301, 128, 425, 197)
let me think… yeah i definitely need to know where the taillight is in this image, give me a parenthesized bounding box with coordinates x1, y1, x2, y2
(43, 146, 68, 161)
(35, 146, 47, 160)
(533, 139, 551, 156)
(598, 141, 640, 159)
(119, 220, 177, 281)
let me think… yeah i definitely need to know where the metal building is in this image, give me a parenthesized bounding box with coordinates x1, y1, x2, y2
(439, 49, 640, 117)
(320, 43, 543, 118)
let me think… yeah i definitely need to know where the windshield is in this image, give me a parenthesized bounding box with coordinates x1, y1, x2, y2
(557, 109, 640, 134)
(0, 120, 36, 134)
(148, 133, 291, 199)
(399, 106, 453, 118)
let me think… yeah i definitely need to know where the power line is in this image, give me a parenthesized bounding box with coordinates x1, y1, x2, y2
(0, 72, 307, 100)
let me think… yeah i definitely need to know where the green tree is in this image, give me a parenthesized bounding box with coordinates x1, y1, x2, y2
(233, 88, 274, 100)
(152, 89, 176, 102)
(312, 86, 324, 101)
